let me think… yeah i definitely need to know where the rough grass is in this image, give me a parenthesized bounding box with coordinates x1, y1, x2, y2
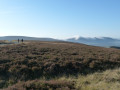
(3, 68, 120, 90)
(4, 80, 75, 90)
(77, 68, 120, 90)
(55, 68, 120, 90)
(0, 40, 10, 44)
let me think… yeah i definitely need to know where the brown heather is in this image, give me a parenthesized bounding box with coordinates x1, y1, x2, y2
(0, 41, 120, 89)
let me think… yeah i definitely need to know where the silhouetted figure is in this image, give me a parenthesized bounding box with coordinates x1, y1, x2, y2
(21, 39, 23, 43)
(18, 39, 19, 43)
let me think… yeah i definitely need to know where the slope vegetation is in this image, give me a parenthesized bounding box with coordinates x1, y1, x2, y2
(0, 41, 120, 89)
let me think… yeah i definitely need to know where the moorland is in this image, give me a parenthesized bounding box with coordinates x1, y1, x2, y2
(0, 41, 120, 90)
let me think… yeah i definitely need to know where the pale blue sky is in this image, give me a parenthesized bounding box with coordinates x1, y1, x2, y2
(0, 0, 120, 39)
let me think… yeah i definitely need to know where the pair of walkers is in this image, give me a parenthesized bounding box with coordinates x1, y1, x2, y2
(18, 39, 24, 43)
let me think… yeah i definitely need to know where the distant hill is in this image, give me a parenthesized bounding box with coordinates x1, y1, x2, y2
(1, 36, 120, 47)
(110, 46, 120, 49)
(0, 36, 60, 41)
(67, 37, 120, 47)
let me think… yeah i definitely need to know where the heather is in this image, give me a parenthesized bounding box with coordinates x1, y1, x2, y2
(0, 41, 120, 89)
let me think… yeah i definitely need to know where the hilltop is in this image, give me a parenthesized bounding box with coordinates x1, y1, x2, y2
(1, 36, 120, 47)
(0, 41, 120, 89)
(67, 37, 120, 47)
(0, 36, 59, 41)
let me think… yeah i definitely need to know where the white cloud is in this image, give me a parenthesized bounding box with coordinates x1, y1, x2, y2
(73, 35, 80, 40)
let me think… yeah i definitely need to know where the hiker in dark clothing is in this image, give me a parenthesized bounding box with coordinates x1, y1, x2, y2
(21, 39, 23, 43)
(18, 39, 19, 43)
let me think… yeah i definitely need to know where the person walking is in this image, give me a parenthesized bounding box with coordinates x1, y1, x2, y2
(18, 39, 19, 43)
(21, 39, 23, 43)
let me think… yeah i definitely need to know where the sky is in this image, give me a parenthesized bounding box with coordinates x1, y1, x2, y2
(0, 0, 120, 39)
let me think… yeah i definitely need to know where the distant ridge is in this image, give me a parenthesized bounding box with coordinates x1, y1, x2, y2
(1, 36, 120, 47)
(67, 37, 120, 47)
(0, 36, 60, 41)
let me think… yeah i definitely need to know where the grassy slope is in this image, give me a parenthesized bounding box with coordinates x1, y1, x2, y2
(58, 68, 120, 90)
(3, 68, 120, 90)
(0, 41, 120, 89)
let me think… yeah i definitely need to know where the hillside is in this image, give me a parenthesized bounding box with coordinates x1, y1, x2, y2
(1, 36, 120, 47)
(0, 36, 59, 41)
(67, 37, 120, 47)
(0, 41, 120, 89)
